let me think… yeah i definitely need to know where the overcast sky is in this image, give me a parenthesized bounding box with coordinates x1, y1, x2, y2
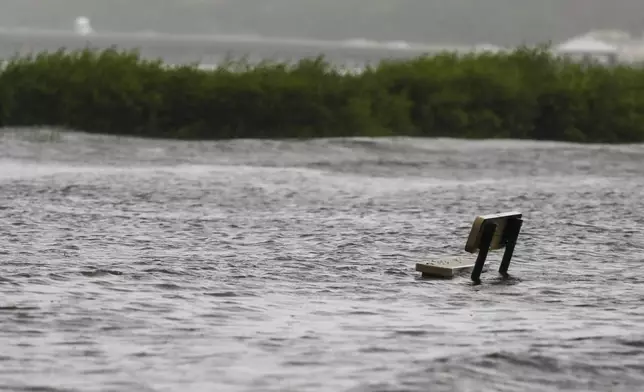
(2, 0, 644, 46)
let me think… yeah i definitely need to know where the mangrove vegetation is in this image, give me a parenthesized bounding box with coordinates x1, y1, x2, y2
(0, 47, 643, 143)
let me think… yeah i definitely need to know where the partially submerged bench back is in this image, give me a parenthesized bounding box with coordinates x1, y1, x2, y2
(464, 211, 522, 253)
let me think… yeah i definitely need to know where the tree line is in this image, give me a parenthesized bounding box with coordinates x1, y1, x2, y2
(0, 47, 643, 143)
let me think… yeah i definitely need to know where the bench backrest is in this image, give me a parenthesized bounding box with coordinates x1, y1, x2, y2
(464, 211, 523, 253)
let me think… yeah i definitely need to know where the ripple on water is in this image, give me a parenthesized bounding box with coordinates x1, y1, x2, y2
(0, 132, 643, 391)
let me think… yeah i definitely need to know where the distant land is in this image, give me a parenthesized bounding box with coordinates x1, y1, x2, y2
(2, 0, 644, 47)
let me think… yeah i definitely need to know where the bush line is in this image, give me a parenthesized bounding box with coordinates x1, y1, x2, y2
(0, 46, 643, 143)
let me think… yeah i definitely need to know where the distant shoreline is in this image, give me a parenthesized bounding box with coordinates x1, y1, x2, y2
(0, 29, 483, 67)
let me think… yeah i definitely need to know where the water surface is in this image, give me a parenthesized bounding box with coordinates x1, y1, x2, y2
(1, 129, 643, 391)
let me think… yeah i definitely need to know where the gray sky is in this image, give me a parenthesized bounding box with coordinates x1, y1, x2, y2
(2, 0, 644, 46)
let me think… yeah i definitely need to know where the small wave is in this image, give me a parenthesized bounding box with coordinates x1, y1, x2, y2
(79, 269, 123, 277)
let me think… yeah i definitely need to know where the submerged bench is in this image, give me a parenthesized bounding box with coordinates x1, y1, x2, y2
(415, 211, 524, 283)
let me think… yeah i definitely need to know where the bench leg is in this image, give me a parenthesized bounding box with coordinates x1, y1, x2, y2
(471, 222, 497, 283)
(498, 218, 523, 276)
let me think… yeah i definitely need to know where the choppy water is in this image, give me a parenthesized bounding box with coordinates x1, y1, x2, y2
(1, 129, 643, 392)
(0, 29, 468, 70)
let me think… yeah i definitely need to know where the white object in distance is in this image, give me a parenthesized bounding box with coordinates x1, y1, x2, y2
(74, 16, 94, 36)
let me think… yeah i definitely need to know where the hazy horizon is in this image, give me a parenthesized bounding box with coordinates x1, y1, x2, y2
(2, 1, 644, 46)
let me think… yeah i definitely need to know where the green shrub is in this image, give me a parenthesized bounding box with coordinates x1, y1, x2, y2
(0, 46, 643, 143)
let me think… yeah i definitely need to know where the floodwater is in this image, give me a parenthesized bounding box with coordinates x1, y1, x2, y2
(0, 129, 643, 392)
